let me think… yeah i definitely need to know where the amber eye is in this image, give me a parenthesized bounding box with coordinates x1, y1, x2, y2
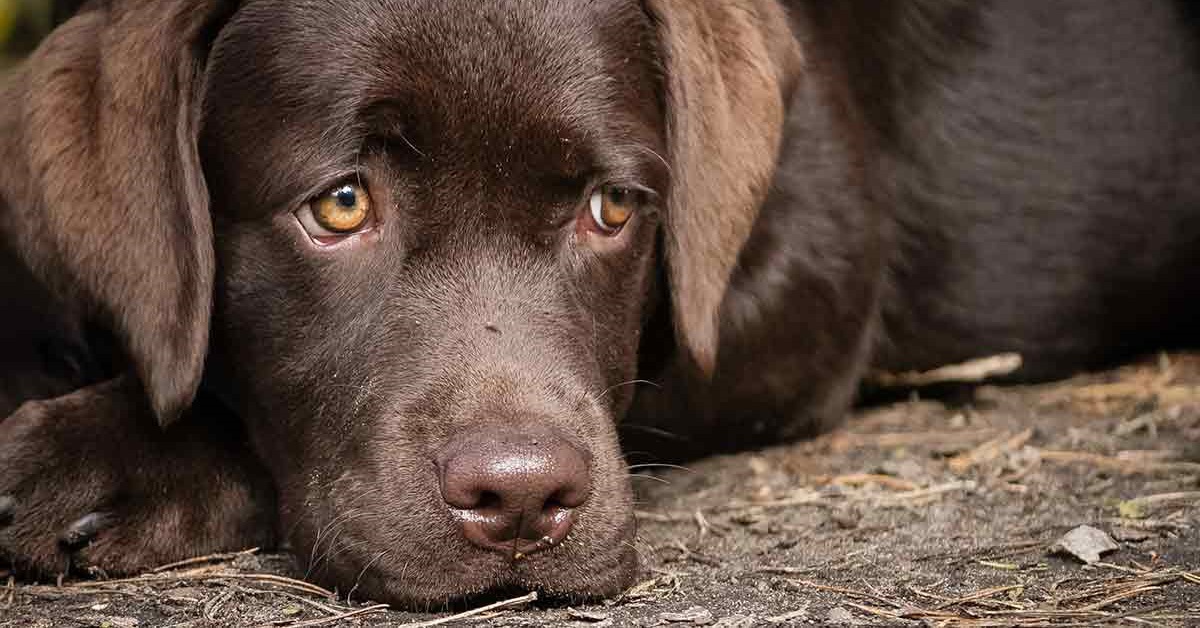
(588, 185, 639, 235)
(298, 182, 373, 237)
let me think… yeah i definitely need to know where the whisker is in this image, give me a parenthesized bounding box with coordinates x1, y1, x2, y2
(621, 539, 650, 563)
(598, 379, 662, 401)
(347, 549, 390, 605)
(309, 509, 374, 578)
(305, 508, 356, 580)
(621, 142, 672, 176)
(627, 473, 670, 485)
(627, 463, 693, 473)
(324, 535, 381, 567)
(617, 424, 686, 440)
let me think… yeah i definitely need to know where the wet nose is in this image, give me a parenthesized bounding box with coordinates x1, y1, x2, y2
(439, 429, 591, 558)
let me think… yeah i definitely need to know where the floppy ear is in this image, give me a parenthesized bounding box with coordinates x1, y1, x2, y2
(642, 0, 802, 377)
(0, 1, 237, 425)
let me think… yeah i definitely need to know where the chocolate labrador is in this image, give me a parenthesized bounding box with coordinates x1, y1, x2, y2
(2, 0, 1199, 608)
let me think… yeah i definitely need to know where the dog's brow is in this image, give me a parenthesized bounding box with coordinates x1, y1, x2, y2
(359, 102, 426, 159)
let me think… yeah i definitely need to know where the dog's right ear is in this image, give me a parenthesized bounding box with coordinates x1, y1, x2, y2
(0, 1, 238, 426)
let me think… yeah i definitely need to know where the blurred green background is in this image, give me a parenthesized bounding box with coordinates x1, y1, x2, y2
(0, 0, 83, 65)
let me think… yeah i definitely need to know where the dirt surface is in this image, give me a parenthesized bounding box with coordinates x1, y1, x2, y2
(3, 354, 1199, 627)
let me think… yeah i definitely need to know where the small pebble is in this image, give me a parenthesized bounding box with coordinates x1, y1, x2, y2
(568, 607, 611, 623)
(713, 614, 759, 628)
(1051, 525, 1120, 564)
(828, 606, 855, 624)
(658, 606, 714, 625)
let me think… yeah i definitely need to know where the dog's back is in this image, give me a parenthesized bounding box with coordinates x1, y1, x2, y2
(680, 0, 1200, 447)
(877, 0, 1200, 375)
(786, 0, 1200, 375)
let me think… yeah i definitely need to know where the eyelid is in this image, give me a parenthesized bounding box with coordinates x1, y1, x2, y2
(594, 181, 659, 201)
(290, 170, 369, 211)
(629, 184, 660, 202)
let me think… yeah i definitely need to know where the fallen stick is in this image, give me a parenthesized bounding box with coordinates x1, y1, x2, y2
(69, 571, 336, 600)
(826, 473, 919, 491)
(870, 353, 1023, 387)
(152, 548, 260, 573)
(1120, 491, 1200, 506)
(397, 592, 538, 627)
(879, 480, 977, 503)
(948, 429, 1034, 474)
(264, 603, 390, 628)
(1039, 451, 1200, 475)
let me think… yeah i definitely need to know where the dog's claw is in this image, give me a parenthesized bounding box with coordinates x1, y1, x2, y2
(0, 495, 15, 527)
(59, 512, 112, 551)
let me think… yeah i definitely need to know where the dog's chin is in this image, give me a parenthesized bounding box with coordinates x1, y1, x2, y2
(335, 540, 640, 610)
(294, 501, 640, 609)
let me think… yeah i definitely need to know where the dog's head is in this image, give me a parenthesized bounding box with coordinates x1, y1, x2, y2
(6, 0, 797, 606)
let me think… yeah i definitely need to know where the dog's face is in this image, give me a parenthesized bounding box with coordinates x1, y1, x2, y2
(198, 0, 663, 604)
(7, 0, 796, 607)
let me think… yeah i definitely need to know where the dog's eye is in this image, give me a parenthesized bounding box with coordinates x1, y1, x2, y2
(297, 182, 374, 238)
(587, 186, 639, 235)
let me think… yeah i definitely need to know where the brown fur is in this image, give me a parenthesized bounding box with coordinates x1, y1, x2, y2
(3, 0, 1199, 610)
(645, 0, 802, 376)
(0, 2, 231, 425)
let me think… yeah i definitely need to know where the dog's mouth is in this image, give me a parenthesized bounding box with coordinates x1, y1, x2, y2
(295, 501, 639, 608)
(282, 426, 640, 608)
(358, 571, 624, 613)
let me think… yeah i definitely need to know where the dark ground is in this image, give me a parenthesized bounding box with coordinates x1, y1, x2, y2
(2, 353, 1199, 627)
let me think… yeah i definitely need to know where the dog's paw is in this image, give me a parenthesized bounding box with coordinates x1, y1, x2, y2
(0, 379, 276, 578)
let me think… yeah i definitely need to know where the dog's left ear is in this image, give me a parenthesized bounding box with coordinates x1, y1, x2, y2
(2, 1, 238, 426)
(642, 0, 802, 377)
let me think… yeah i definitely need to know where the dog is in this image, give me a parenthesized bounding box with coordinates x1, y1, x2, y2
(2, 0, 1198, 608)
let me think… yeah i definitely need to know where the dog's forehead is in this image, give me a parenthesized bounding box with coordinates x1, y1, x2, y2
(237, 0, 648, 84)
(202, 0, 662, 212)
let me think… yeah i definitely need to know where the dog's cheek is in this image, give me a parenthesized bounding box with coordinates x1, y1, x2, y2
(288, 438, 484, 602)
(575, 226, 659, 415)
(208, 226, 348, 460)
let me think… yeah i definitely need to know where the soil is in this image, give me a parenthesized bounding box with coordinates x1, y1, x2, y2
(3, 354, 1198, 627)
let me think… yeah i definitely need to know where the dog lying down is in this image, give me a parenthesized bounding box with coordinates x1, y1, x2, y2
(1, 0, 1198, 608)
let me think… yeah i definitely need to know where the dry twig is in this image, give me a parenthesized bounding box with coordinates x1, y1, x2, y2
(826, 473, 919, 491)
(871, 353, 1023, 387)
(264, 603, 390, 628)
(1039, 450, 1200, 475)
(152, 548, 260, 573)
(395, 592, 537, 628)
(948, 429, 1035, 474)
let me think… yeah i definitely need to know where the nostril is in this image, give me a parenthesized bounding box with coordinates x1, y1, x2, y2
(544, 491, 576, 515)
(548, 482, 588, 510)
(475, 491, 503, 513)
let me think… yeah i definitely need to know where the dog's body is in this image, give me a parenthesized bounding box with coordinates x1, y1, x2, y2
(634, 0, 1200, 454)
(1, 0, 1198, 607)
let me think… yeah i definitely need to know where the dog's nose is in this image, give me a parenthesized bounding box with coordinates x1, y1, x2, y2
(439, 429, 590, 557)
